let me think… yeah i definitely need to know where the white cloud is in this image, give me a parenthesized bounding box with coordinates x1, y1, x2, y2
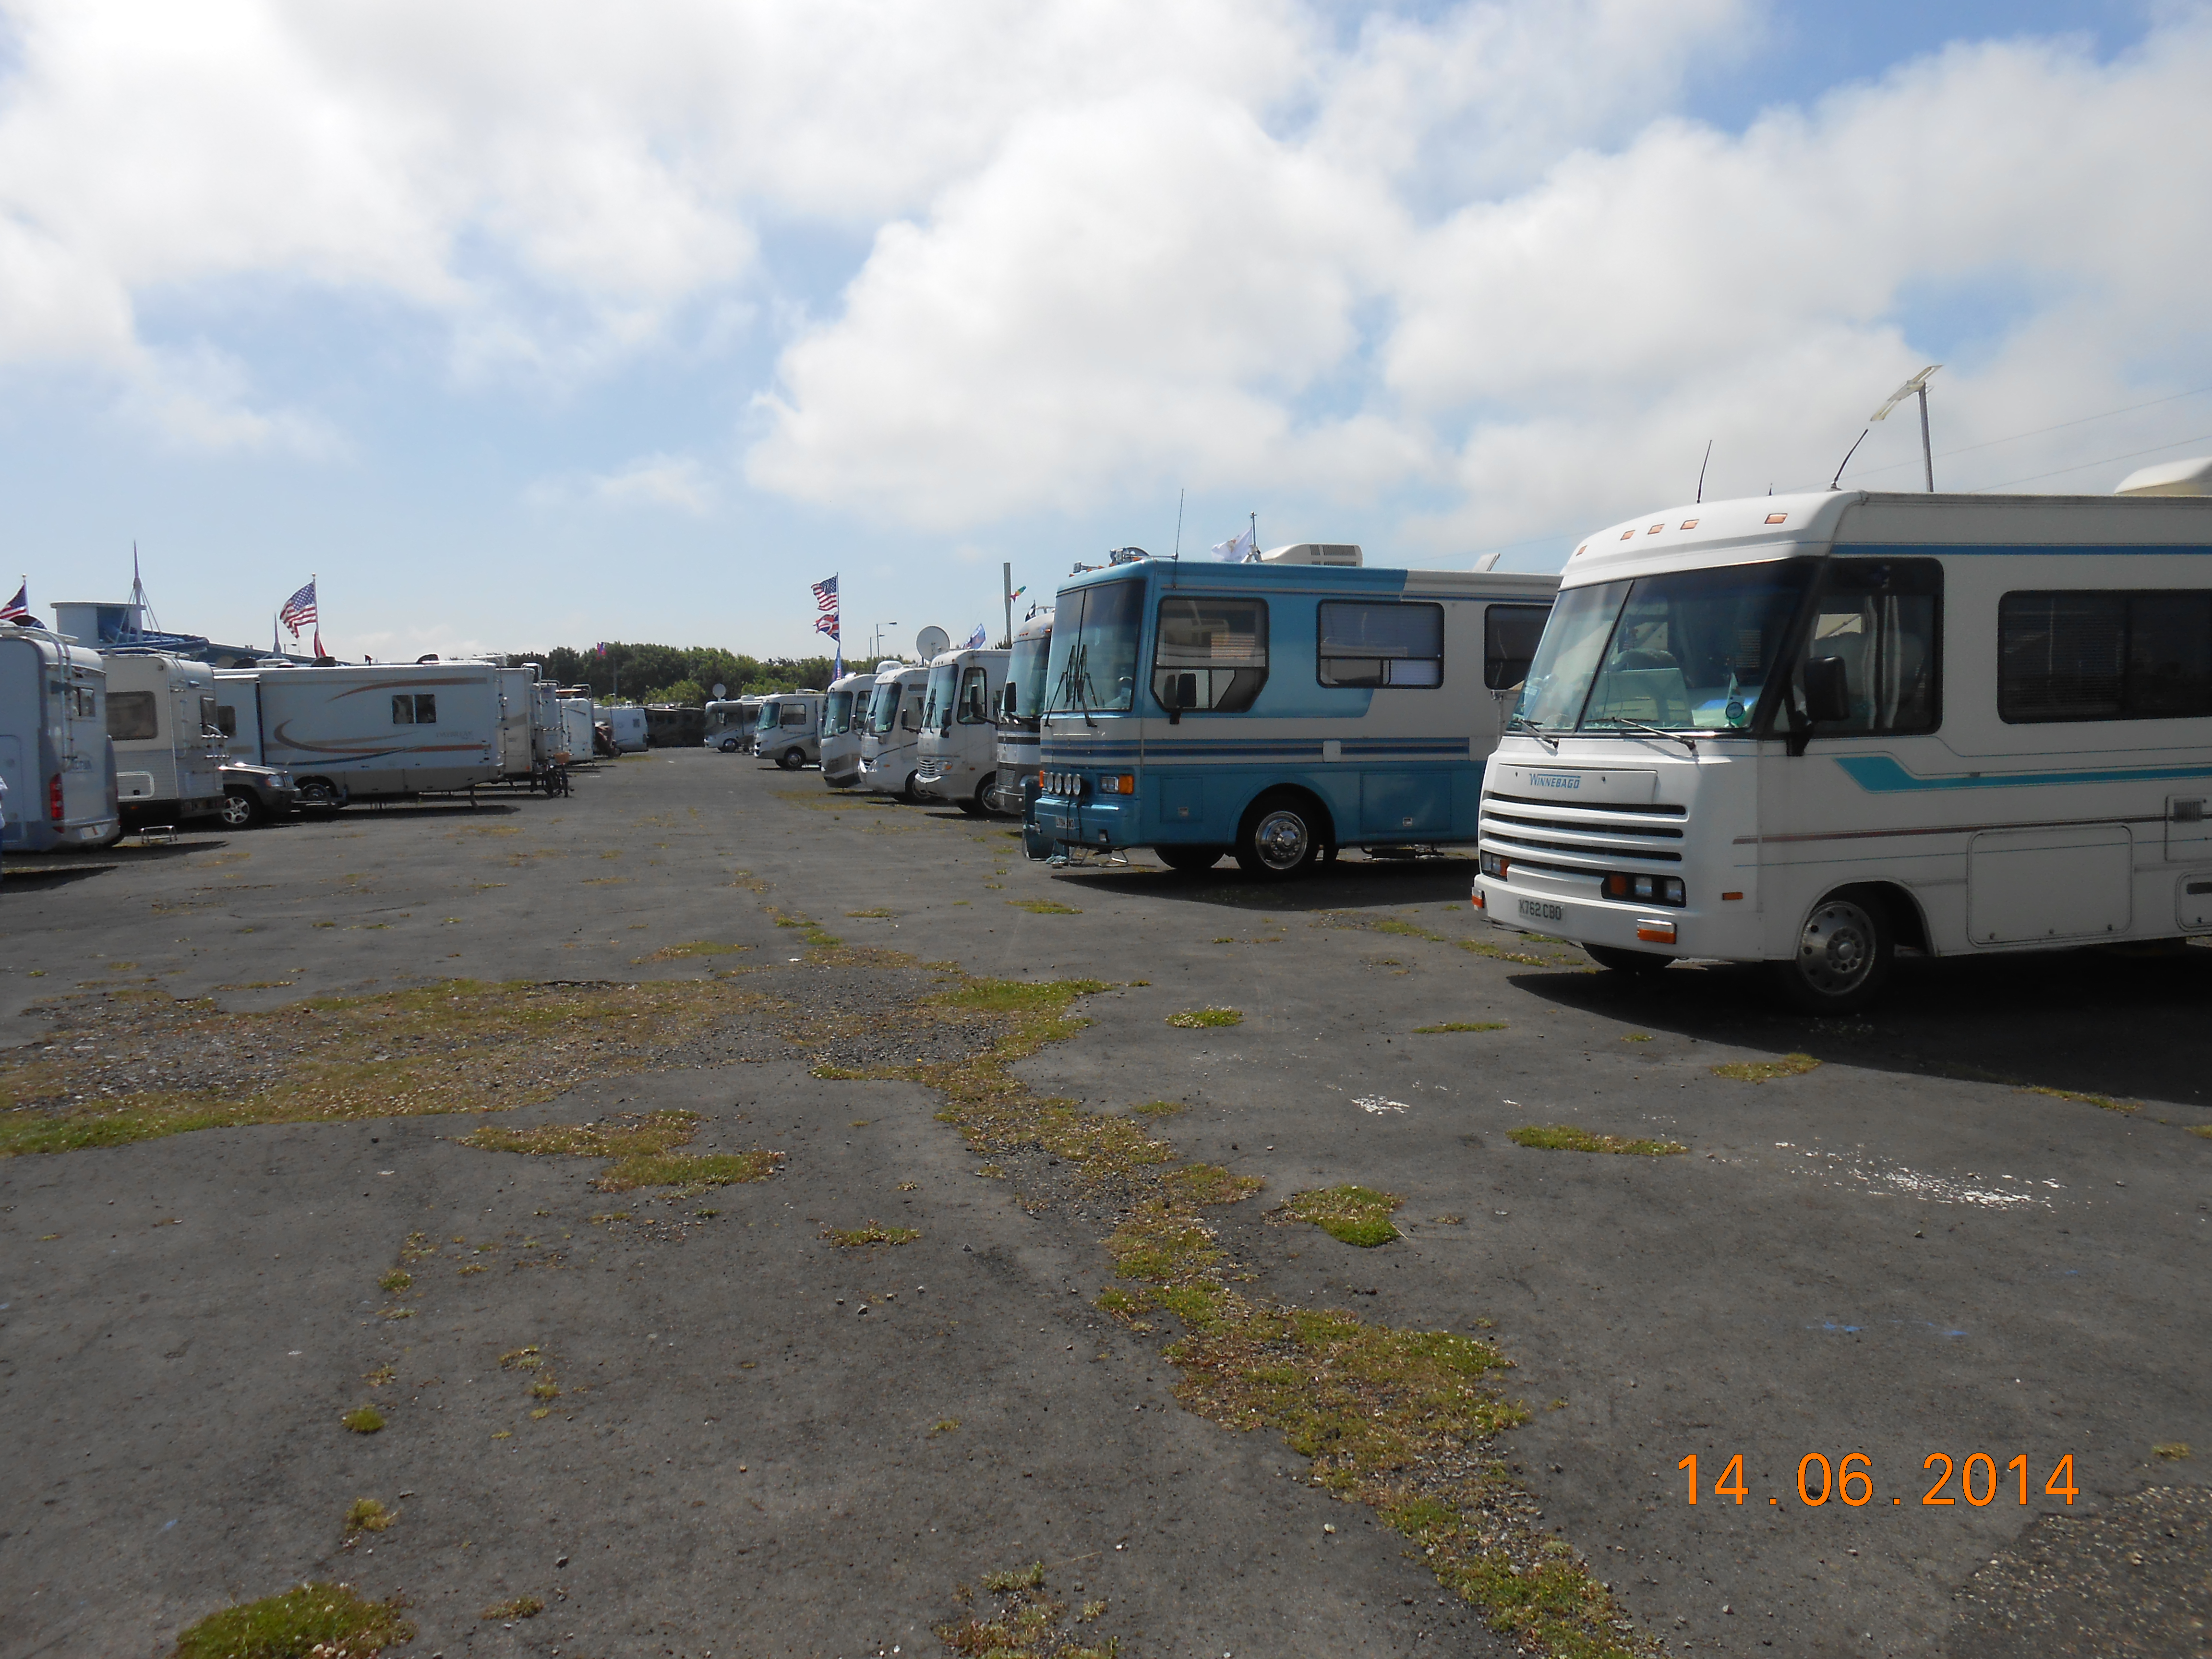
(525, 452, 716, 516)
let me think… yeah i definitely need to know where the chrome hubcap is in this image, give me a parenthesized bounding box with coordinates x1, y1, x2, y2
(220, 798, 250, 825)
(1796, 900, 1875, 996)
(1253, 809, 1310, 871)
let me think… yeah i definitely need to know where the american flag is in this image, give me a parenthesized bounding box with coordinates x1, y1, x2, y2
(810, 576, 838, 613)
(0, 581, 29, 624)
(278, 578, 318, 637)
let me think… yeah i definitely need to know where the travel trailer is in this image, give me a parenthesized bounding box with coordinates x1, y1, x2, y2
(986, 611, 1052, 816)
(858, 666, 929, 798)
(702, 698, 759, 754)
(1033, 551, 1558, 873)
(915, 646, 1009, 813)
(1472, 488, 2212, 1010)
(0, 626, 120, 851)
(818, 673, 877, 788)
(214, 661, 505, 806)
(101, 651, 228, 827)
(752, 691, 825, 768)
(601, 705, 649, 753)
(558, 693, 597, 765)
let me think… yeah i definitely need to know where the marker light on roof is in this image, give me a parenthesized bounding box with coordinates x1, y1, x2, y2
(1647, 523, 1663, 534)
(1680, 519, 1698, 529)
(1765, 512, 1788, 524)
(1620, 529, 1635, 540)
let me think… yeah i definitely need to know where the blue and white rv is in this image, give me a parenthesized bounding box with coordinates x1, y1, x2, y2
(1031, 548, 1557, 876)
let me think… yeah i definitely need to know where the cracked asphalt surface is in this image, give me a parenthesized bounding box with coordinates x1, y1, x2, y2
(2, 750, 2208, 1658)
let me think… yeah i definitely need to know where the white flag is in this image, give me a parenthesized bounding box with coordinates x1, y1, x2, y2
(1210, 526, 1255, 563)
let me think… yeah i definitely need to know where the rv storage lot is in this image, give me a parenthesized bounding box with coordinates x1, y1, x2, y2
(2, 750, 2207, 1659)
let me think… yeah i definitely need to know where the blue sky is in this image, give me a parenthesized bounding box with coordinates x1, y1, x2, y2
(1, 0, 2204, 661)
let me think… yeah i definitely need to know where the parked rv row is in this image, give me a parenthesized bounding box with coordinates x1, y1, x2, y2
(0, 642, 624, 854)
(974, 487, 2212, 1014)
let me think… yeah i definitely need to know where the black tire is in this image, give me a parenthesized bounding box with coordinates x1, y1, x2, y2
(1156, 844, 1225, 874)
(1585, 943, 1671, 976)
(779, 747, 806, 770)
(217, 790, 265, 830)
(1766, 891, 1893, 1012)
(899, 772, 923, 802)
(1234, 794, 1324, 880)
(719, 737, 741, 753)
(297, 778, 344, 813)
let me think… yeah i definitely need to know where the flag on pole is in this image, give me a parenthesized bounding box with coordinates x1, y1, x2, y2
(1009, 585, 1027, 601)
(0, 580, 31, 624)
(810, 575, 838, 613)
(814, 613, 840, 639)
(964, 624, 986, 649)
(278, 578, 318, 638)
(1210, 526, 1255, 563)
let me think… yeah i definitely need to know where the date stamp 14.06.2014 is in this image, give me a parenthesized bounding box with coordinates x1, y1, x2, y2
(1678, 1452, 2079, 1510)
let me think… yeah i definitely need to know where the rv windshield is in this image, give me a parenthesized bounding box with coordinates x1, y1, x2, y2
(1044, 581, 1142, 715)
(1516, 561, 1814, 733)
(923, 662, 959, 734)
(824, 689, 854, 737)
(870, 680, 904, 735)
(1006, 626, 1052, 723)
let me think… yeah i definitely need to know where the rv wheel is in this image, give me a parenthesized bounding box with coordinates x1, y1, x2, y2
(1235, 796, 1322, 880)
(719, 737, 742, 753)
(1767, 892, 1892, 1012)
(779, 746, 806, 770)
(957, 794, 989, 817)
(1156, 845, 1224, 874)
(297, 778, 344, 813)
(218, 790, 265, 830)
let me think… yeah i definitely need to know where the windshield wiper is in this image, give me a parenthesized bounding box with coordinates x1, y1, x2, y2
(1587, 715, 1697, 756)
(1507, 712, 1558, 754)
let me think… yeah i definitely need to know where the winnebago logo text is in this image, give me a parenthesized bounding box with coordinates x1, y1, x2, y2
(1530, 771, 1581, 789)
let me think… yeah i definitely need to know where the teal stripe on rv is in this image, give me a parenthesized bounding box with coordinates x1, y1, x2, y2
(1835, 755, 2212, 792)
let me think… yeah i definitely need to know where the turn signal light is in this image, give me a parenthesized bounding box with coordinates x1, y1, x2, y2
(1096, 774, 1135, 794)
(1479, 851, 1509, 879)
(1636, 920, 1677, 945)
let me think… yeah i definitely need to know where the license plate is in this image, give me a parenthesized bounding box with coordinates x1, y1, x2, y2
(1518, 898, 1565, 922)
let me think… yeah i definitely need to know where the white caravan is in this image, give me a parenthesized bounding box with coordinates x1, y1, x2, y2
(752, 691, 825, 769)
(494, 668, 538, 779)
(558, 693, 596, 764)
(602, 706, 649, 753)
(529, 679, 565, 766)
(818, 673, 876, 788)
(102, 652, 228, 825)
(915, 647, 1009, 813)
(215, 661, 504, 807)
(1473, 488, 2212, 1010)
(0, 626, 120, 851)
(702, 698, 757, 753)
(858, 666, 929, 798)
(987, 611, 1053, 815)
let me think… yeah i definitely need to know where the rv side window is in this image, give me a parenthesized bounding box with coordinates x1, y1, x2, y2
(1482, 605, 1549, 691)
(215, 704, 238, 738)
(781, 704, 808, 727)
(959, 666, 992, 723)
(1780, 560, 1943, 735)
(107, 690, 159, 741)
(199, 695, 221, 735)
(1999, 590, 2212, 723)
(393, 694, 437, 725)
(1317, 601, 1443, 689)
(1153, 597, 1268, 713)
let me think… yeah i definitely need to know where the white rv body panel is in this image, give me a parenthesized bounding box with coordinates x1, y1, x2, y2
(0, 628, 120, 849)
(602, 706, 649, 752)
(215, 662, 504, 801)
(1473, 490, 2212, 977)
(101, 652, 227, 819)
(560, 697, 595, 763)
(495, 668, 537, 777)
(915, 648, 1009, 808)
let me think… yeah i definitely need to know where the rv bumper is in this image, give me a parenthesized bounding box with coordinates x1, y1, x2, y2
(1035, 795, 1131, 851)
(1473, 873, 1733, 959)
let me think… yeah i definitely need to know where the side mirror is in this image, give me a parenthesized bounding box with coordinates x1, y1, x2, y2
(1803, 655, 1851, 725)
(902, 708, 919, 732)
(1161, 672, 1197, 724)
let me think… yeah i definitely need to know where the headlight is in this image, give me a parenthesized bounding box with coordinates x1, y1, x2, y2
(1095, 774, 1135, 794)
(1603, 872, 1685, 906)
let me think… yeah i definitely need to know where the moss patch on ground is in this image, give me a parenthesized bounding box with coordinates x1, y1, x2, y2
(171, 1583, 416, 1659)
(1165, 1007, 1243, 1028)
(938, 1561, 1118, 1659)
(1282, 1184, 1406, 1247)
(823, 1221, 921, 1247)
(1710, 1052, 1820, 1082)
(0, 976, 781, 1158)
(1414, 1022, 1508, 1034)
(1007, 898, 1083, 914)
(1508, 1126, 1687, 1157)
(460, 1108, 782, 1194)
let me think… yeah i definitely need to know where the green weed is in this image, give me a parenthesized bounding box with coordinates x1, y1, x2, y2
(1282, 1185, 1404, 1247)
(1508, 1126, 1687, 1157)
(171, 1584, 414, 1659)
(1710, 1053, 1820, 1082)
(1166, 1007, 1242, 1028)
(824, 1221, 921, 1247)
(1413, 1022, 1508, 1034)
(339, 1406, 385, 1434)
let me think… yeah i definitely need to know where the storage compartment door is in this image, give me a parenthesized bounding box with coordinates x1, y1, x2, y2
(1361, 770, 1451, 835)
(1966, 825, 2132, 945)
(2179, 873, 2212, 931)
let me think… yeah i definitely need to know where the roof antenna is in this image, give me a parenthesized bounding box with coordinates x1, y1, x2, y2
(1696, 439, 1712, 504)
(1173, 487, 1184, 561)
(1829, 429, 1870, 491)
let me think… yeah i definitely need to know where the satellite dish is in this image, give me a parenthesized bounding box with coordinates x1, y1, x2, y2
(711, 682, 728, 700)
(915, 625, 950, 660)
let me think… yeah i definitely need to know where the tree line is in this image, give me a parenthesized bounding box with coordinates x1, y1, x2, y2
(516, 643, 838, 707)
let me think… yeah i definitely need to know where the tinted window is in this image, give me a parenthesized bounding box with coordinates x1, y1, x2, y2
(1317, 601, 1441, 689)
(1483, 604, 1550, 691)
(2000, 591, 2212, 722)
(392, 694, 437, 725)
(108, 689, 159, 740)
(1153, 597, 1268, 712)
(958, 666, 992, 723)
(1781, 560, 1942, 735)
